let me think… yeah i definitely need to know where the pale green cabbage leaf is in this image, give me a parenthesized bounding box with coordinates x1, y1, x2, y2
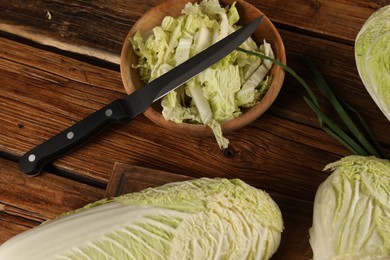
(309, 155, 390, 260)
(0, 178, 283, 260)
(355, 5, 390, 122)
(131, 0, 274, 149)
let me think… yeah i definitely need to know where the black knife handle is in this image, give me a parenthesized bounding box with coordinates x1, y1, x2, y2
(19, 99, 131, 176)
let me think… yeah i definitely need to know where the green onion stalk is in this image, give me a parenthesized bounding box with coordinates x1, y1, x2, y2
(237, 47, 387, 159)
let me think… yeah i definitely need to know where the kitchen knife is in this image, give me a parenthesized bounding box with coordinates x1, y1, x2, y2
(19, 16, 263, 176)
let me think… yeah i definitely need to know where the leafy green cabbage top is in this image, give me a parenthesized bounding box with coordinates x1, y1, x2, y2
(309, 155, 390, 260)
(355, 5, 390, 122)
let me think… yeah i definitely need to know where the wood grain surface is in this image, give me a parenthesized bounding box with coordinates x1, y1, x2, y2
(0, 158, 104, 241)
(0, 0, 389, 258)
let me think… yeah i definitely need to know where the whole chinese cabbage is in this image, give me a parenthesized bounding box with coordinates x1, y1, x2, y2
(355, 5, 390, 122)
(0, 178, 283, 260)
(309, 155, 390, 260)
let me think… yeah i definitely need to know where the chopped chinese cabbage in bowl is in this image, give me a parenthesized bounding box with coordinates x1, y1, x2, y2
(121, 0, 286, 148)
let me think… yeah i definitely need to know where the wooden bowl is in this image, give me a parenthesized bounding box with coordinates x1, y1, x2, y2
(120, 0, 286, 136)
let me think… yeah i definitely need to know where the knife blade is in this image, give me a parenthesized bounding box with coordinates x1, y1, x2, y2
(19, 16, 263, 176)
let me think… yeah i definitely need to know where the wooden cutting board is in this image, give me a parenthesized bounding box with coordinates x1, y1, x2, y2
(106, 163, 314, 259)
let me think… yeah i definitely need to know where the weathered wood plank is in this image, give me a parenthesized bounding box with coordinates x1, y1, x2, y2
(0, 0, 159, 63)
(0, 35, 333, 197)
(0, 0, 388, 63)
(0, 212, 40, 245)
(1, 32, 389, 199)
(0, 158, 105, 244)
(249, 0, 389, 43)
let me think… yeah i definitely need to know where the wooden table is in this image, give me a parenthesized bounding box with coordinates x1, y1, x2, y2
(1, 0, 389, 258)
